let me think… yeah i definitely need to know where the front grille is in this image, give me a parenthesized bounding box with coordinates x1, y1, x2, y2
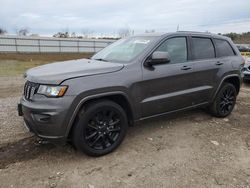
(23, 81, 39, 100)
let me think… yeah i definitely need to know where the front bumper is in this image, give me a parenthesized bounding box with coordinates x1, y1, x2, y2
(243, 71, 250, 80)
(18, 95, 74, 142)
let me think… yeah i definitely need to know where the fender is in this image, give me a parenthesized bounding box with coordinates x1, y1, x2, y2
(65, 91, 134, 137)
(212, 74, 241, 101)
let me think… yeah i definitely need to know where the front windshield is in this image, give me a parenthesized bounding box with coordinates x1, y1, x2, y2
(92, 36, 157, 63)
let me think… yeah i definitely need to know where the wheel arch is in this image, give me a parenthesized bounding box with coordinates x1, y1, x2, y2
(213, 74, 241, 101)
(66, 91, 134, 138)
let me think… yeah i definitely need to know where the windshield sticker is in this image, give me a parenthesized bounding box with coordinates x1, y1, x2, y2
(133, 40, 150, 44)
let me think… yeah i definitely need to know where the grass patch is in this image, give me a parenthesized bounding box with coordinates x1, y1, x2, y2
(0, 53, 93, 77)
(0, 53, 93, 62)
(0, 60, 51, 76)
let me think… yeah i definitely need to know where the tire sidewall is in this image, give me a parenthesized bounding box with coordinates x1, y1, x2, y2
(214, 83, 237, 117)
(73, 100, 128, 156)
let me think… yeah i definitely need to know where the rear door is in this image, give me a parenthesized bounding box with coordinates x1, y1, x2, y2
(189, 36, 219, 105)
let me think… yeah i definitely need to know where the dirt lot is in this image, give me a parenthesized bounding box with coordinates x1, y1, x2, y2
(0, 59, 250, 188)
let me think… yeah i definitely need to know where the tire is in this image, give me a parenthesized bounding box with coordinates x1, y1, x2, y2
(72, 100, 128, 156)
(209, 83, 237, 117)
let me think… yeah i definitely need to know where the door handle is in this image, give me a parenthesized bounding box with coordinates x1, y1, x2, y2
(215, 61, 223, 65)
(181, 66, 192, 70)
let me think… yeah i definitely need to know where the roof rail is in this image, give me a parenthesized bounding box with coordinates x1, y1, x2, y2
(178, 30, 212, 33)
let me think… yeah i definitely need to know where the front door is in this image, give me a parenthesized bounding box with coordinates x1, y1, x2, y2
(140, 36, 197, 117)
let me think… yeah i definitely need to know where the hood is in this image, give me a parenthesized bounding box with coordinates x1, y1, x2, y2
(25, 58, 124, 84)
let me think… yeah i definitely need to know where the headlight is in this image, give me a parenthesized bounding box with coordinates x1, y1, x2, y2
(37, 85, 68, 97)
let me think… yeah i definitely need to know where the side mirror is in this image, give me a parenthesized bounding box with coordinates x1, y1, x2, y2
(145, 51, 170, 67)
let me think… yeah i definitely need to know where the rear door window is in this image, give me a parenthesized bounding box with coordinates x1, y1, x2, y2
(192, 37, 215, 60)
(214, 39, 235, 57)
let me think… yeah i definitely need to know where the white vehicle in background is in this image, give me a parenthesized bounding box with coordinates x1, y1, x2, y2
(242, 58, 250, 82)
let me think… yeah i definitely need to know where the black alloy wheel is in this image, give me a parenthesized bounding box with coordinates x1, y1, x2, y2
(85, 109, 122, 150)
(73, 100, 128, 156)
(218, 86, 235, 115)
(209, 83, 237, 117)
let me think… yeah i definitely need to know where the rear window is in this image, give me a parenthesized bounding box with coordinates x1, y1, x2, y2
(192, 37, 215, 60)
(214, 39, 235, 57)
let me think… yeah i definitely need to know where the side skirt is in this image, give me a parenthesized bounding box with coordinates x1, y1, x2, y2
(136, 102, 209, 122)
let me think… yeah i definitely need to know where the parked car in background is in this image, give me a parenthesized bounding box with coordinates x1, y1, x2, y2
(242, 58, 250, 82)
(18, 31, 244, 156)
(236, 44, 250, 52)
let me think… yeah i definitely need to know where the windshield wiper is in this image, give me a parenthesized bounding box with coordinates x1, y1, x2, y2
(93, 58, 108, 62)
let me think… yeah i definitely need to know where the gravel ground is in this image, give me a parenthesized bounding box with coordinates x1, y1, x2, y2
(0, 77, 250, 188)
(0, 96, 33, 147)
(0, 76, 24, 98)
(0, 76, 31, 146)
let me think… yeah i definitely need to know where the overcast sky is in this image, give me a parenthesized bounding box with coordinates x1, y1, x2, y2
(1, 0, 250, 36)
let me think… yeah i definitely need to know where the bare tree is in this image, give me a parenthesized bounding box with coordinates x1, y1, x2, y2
(17, 28, 29, 36)
(118, 27, 132, 38)
(53, 31, 70, 38)
(0, 27, 7, 35)
(71, 32, 76, 38)
(81, 28, 94, 38)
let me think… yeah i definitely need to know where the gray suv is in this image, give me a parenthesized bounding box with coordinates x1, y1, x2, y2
(18, 32, 244, 156)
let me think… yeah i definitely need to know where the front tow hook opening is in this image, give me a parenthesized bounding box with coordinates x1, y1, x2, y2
(17, 103, 23, 116)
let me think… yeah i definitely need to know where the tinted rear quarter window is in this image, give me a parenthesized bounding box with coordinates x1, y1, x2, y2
(214, 39, 235, 57)
(192, 37, 215, 60)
